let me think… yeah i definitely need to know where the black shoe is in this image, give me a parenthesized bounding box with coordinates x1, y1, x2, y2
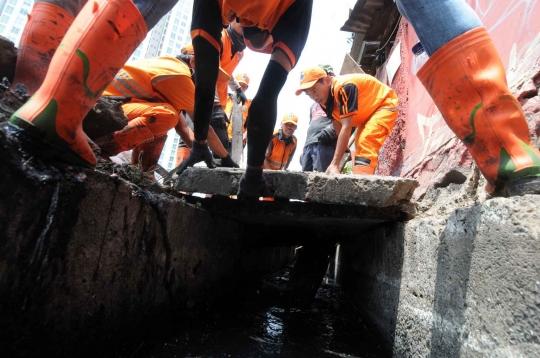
(237, 173, 270, 200)
(506, 176, 540, 196)
(175, 141, 216, 175)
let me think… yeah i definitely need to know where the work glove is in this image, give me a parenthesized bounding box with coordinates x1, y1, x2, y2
(219, 154, 240, 168)
(235, 87, 247, 105)
(210, 105, 229, 130)
(175, 141, 216, 175)
(316, 127, 337, 144)
(237, 173, 270, 201)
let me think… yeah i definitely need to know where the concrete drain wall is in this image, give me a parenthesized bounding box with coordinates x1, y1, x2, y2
(338, 186, 540, 357)
(0, 129, 295, 356)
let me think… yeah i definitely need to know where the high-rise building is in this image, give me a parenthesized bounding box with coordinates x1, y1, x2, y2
(0, 0, 194, 173)
(0, 0, 32, 44)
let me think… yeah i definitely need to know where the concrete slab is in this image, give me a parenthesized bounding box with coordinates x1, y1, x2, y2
(175, 168, 419, 207)
(180, 194, 415, 245)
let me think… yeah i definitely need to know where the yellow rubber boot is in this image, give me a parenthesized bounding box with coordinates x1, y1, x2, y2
(12, 3, 74, 95)
(10, 0, 147, 168)
(418, 27, 540, 196)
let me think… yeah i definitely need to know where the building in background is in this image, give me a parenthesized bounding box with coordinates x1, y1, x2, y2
(0, 0, 194, 172)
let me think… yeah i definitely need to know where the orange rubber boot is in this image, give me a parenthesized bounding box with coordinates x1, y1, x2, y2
(418, 27, 540, 196)
(353, 164, 375, 175)
(175, 146, 191, 167)
(96, 117, 154, 158)
(10, 0, 147, 168)
(131, 134, 168, 179)
(352, 155, 375, 175)
(12, 3, 74, 95)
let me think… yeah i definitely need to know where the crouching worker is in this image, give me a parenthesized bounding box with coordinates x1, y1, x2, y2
(296, 67, 398, 175)
(94, 55, 237, 178)
(264, 113, 298, 170)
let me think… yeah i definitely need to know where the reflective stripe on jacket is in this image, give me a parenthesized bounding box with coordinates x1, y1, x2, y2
(104, 56, 194, 112)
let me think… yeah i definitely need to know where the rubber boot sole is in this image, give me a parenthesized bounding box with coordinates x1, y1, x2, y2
(507, 176, 540, 196)
(7, 121, 94, 168)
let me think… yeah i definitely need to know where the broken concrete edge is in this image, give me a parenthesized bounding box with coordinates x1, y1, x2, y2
(175, 167, 420, 208)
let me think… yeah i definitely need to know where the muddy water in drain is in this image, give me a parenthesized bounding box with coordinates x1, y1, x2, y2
(137, 268, 388, 358)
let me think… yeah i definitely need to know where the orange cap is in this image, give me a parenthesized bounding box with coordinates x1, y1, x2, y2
(235, 73, 250, 86)
(181, 43, 194, 55)
(282, 113, 298, 125)
(295, 67, 327, 96)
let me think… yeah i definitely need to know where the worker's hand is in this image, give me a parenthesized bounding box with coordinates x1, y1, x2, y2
(235, 88, 247, 105)
(210, 105, 229, 130)
(325, 164, 341, 174)
(242, 132, 247, 147)
(175, 141, 216, 175)
(219, 154, 240, 168)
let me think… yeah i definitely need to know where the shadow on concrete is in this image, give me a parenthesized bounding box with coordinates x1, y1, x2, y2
(339, 223, 406, 357)
(429, 206, 478, 357)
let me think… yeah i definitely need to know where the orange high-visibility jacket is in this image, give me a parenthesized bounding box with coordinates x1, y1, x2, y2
(217, 29, 244, 108)
(323, 74, 398, 127)
(104, 56, 194, 113)
(225, 96, 251, 139)
(219, 1, 295, 32)
(265, 129, 297, 170)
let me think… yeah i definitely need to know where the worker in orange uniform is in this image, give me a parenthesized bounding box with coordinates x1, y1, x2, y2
(177, 0, 313, 200)
(264, 113, 298, 171)
(225, 73, 252, 153)
(9, 0, 184, 168)
(180, 25, 248, 162)
(296, 66, 398, 175)
(93, 55, 237, 178)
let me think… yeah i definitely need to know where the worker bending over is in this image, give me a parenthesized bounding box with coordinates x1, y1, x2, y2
(94, 55, 237, 177)
(177, 0, 313, 200)
(10, 0, 183, 168)
(296, 67, 398, 175)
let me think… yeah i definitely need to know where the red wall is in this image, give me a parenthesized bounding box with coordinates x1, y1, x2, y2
(379, 0, 540, 197)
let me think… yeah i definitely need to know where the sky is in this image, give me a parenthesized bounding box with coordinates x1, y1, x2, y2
(233, 0, 355, 171)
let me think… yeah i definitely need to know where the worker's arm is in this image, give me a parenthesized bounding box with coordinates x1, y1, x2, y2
(326, 116, 353, 174)
(174, 112, 193, 148)
(207, 127, 229, 158)
(175, 110, 227, 158)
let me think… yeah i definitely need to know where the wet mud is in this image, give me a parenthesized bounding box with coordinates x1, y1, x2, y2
(134, 266, 388, 358)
